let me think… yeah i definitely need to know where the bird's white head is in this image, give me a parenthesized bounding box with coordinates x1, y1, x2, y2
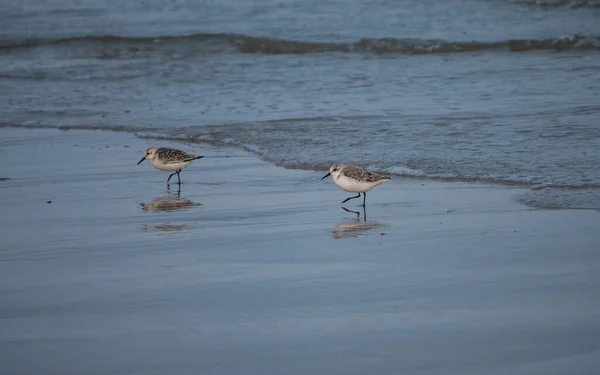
(137, 147, 158, 165)
(322, 163, 344, 180)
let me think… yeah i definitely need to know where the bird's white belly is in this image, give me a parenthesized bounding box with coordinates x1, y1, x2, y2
(334, 175, 377, 193)
(151, 160, 192, 172)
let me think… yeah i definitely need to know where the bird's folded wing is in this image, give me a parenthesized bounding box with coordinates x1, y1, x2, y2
(162, 154, 198, 163)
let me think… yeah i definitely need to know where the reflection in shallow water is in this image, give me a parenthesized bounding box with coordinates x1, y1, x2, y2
(142, 224, 188, 232)
(140, 187, 199, 231)
(333, 207, 389, 239)
(342, 206, 362, 219)
(140, 197, 201, 213)
(332, 220, 388, 239)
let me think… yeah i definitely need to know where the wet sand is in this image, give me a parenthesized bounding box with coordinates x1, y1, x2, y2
(1, 128, 599, 375)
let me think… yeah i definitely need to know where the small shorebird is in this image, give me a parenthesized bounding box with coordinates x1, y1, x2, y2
(322, 163, 391, 206)
(137, 147, 204, 184)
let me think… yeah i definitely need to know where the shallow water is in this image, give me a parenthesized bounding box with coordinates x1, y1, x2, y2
(1, 0, 600, 208)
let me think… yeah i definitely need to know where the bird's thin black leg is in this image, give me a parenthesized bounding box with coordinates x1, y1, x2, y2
(341, 193, 361, 204)
(176, 170, 182, 184)
(362, 192, 367, 207)
(167, 171, 177, 183)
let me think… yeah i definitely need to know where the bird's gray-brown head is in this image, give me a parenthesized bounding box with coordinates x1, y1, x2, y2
(137, 147, 158, 165)
(321, 163, 343, 180)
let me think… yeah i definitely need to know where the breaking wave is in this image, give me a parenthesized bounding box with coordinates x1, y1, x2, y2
(505, 0, 600, 8)
(1, 33, 599, 55)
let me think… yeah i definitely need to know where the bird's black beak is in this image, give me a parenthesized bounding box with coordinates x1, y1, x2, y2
(321, 172, 331, 180)
(137, 156, 146, 165)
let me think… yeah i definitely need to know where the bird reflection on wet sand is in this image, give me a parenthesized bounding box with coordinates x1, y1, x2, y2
(140, 197, 201, 213)
(140, 186, 201, 232)
(142, 224, 188, 232)
(342, 206, 364, 220)
(140, 186, 202, 213)
(332, 207, 389, 239)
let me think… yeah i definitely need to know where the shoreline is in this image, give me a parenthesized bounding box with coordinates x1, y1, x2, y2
(4, 123, 593, 207)
(1, 127, 599, 375)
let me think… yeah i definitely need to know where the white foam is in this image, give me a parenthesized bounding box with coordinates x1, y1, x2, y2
(385, 165, 427, 177)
